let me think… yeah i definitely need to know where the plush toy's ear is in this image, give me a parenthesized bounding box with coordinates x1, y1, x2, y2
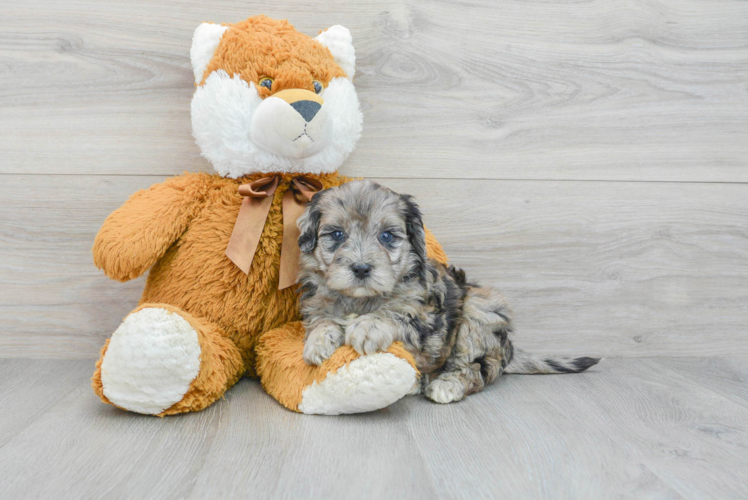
(190, 23, 229, 85)
(315, 25, 355, 81)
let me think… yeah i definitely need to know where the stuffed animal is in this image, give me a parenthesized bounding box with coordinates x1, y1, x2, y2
(91, 15, 447, 415)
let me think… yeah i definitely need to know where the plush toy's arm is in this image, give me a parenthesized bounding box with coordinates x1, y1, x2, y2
(92, 175, 204, 282)
(424, 227, 448, 265)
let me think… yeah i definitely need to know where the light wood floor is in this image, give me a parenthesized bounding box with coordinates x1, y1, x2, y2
(0, 358, 746, 499)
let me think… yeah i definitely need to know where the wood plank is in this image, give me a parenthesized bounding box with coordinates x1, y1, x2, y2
(1, 358, 746, 498)
(0, 374, 225, 499)
(401, 362, 682, 499)
(0, 359, 92, 447)
(188, 380, 438, 499)
(1, 175, 747, 358)
(406, 177, 748, 358)
(655, 357, 748, 410)
(1, 0, 747, 181)
(545, 358, 748, 499)
(401, 357, 748, 499)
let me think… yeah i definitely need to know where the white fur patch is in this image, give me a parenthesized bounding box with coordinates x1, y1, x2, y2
(190, 23, 229, 85)
(100, 308, 202, 415)
(424, 378, 466, 404)
(298, 353, 417, 415)
(191, 71, 362, 178)
(250, 95, 332, 160)
(315, 25, 356, 81)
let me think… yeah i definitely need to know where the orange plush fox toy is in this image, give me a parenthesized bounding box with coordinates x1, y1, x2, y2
(91, 15, 446, 415)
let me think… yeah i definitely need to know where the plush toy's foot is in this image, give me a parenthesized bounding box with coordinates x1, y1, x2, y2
(92, 303, 244, 416)
(256, 322, 418, 415)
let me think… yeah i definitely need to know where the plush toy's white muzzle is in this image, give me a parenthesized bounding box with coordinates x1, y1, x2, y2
(250, 89, 333, 160)
(191, 72, 362, 178)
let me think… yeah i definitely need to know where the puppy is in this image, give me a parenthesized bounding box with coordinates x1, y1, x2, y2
(297, 180, 600, 404)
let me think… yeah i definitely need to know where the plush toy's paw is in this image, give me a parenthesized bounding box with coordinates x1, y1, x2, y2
(298, 352, 417, 415)
(344, 315, 396, 355)
(99, 307, 201, 415)
(424, 378, 467, 404)
(303, 323, 344, 366)
(257, 321, 419, 415)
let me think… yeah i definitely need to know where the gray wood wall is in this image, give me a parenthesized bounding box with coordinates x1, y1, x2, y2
(2, 0, 747, 359)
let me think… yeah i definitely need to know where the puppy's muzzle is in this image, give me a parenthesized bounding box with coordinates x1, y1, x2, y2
(351, 263, 372, 280)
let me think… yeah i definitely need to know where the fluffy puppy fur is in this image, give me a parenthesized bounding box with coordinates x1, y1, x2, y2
(297, 180, 600, 404)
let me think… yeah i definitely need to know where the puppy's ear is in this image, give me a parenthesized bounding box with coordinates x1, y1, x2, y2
(298, 191, 324, 253)
(400, 194, 427, 275)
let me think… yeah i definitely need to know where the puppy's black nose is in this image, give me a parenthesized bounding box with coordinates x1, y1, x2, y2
(290, 100, 321, 122)
(351, 263, 372, 280)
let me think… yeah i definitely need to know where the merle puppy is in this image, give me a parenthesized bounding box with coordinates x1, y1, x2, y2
(296, 180, 599, 404)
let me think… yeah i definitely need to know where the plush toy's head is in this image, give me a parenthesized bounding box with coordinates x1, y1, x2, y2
(190, 16, 363, 178)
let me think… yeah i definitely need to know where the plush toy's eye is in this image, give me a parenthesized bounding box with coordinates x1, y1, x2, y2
(259, 78, 273, 90)
(330, 230, 345, 241)
(379, 231, 393, 244)
(313, 81, 323, 94)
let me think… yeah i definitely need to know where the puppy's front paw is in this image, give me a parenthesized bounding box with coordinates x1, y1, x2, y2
(344, 316, 396, 355)
(303, 323, 344, 366)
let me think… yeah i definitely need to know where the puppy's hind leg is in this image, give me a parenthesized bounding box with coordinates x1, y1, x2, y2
(423, 340, 508, 404)
(423, 366, 481, 404)
(424, 286, 512, 404)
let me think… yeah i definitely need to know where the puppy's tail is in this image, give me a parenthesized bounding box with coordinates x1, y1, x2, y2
(504, 347, 601, 375)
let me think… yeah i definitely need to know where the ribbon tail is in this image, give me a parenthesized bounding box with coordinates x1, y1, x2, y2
(278, 189, 307, 289)
(226, 194, 274, 274)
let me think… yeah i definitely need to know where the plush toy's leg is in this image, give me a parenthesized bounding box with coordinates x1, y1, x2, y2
(92, 303, 245, 416)
(255, 322, 419, 415)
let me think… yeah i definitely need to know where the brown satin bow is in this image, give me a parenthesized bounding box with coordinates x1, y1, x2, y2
(225, 175, 323, 289)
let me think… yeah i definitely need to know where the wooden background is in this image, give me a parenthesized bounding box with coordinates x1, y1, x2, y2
(1, 0, 747, 359)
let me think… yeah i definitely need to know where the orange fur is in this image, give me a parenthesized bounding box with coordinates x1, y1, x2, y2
(202, 16, 347, 95)
(92, 174, 205, 283)
(94, 172, 346, 373)
(425, 227, 448, 265)
(93, 171, 446, 413)
(92, 303, 245, 416)
(256, 322, 418, 412)
(91, 339, 111, 405)
(92, 15, 448, 414)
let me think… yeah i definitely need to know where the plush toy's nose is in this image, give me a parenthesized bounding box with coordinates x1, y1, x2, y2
(273, 89, 324, 122)
(289, 100, 321, 122)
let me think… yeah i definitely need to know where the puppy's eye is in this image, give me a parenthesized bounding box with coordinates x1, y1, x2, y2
(379, 231, 394, 244)
(259, 78, 273, 90)
(313, 81, 323, 94)
(331, 230, 346, 241)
